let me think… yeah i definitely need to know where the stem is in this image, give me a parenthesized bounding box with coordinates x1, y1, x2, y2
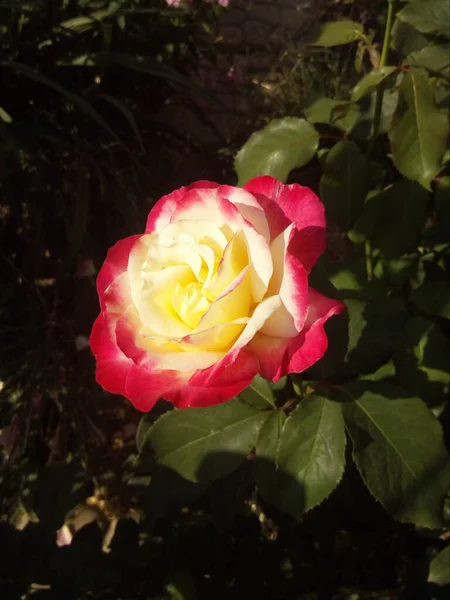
(365, 240, 374, 281)
(368, 0, 398, 153)
(365, 0, 397, 281)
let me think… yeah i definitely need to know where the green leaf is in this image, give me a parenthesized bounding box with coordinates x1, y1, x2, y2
(343, 297, 408, 376)
(254, 410, 287, 505)
(272, 395, 346, 516)
(303, 96, 360, 131)
(142, 399, 269, 483)
(392, 20, 431, 57)
(309, 20, 364, 47)
(389, 70, 449, 190)
(351, 66, 398, 102)
(411, 281, 450, 319)
(393, 317, 450, 415)
(349, 181, 429, 258)
(397, 0, 450, 39)
(407, 43, 450, 77)
(342, 381, 450, 528)
(319, 140, 371, 232)
(428, 547, 450, 585)
(234, 117, 319, 186)
(239, 374, 276, 409)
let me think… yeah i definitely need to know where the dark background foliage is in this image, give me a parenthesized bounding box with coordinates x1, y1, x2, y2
(0, 1, 449, 599)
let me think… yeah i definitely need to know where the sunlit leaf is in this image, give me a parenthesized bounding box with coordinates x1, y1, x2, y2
(342, 381, 450, 528)
(235, 117, 319, 186)
(142, 399, 269, 483)
(0, 105, 12, 123)
(407, 43, 450, 77)
(308, 20, 364, 47)
(351, 66, 398, 102)
(389, 70, 449, 190)
(240, 374, 276, 409)
(428, 546, 450, 585)
(303, 96, 360, 131)
(397, 0, 450, 38)
(271, 395, 346, 516)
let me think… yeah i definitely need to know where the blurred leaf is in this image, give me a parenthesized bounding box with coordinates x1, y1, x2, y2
(235, 117, 319, 186)
(303, 96, 360, 131)
(351, 66, 398, 102)
(392, 20, 431, 57)
(428, 547, 450, 585)
(272, 395, 346, 516)
(342, 297, 408, 376)
(58, 52, 219, 101)
(56, 2, 122, 34)
(342, 380, 450, 528)
(435, 176, 450, 234)
(309, 20, 364, 47)
(349, 181, 429, 258)
(96, 93, 145, 153)
(393, 317, 450, 415)
(407, 43, 450, 77)
(378, 253, 420, 286)
(164, 570, 198, 600)
(397, 0, 450, 38)
(411, 281, 450, 319)
(3, 61, 126, 148)
(389, 70, 449, 190)
(320, 140, 371, 232)
(142, 399, 269, 483)
(239, 374, 276, 409)
(0, 105, 12, 123)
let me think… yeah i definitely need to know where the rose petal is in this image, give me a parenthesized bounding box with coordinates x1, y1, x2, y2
(124, 362, 188, 412)
(97, 235, 141, 301)
(249, 288, 345, 380)
(220, 185, 270, 241)
(189, 295, 281, 386)
(244, 176, 326, 272)
(260, 223, 309, 338)
(90, 314, 133, 395)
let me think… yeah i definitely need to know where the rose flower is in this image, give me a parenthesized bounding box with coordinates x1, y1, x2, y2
(90, 176, 344, 410)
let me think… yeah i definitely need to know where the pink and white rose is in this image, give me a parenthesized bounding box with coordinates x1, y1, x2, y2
(90, 176, 344, 410)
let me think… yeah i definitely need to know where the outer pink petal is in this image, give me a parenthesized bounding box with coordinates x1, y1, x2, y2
(249, 288, 345, 381)
(145, 181, 220, 234)
(167, 377, 253, 409)
(166, 347, 259, 408)
(89, 314, 133, 395)
(244, 176, 326, 272)
(124, 363, 188, 412)
(96, 235, 141, 302)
